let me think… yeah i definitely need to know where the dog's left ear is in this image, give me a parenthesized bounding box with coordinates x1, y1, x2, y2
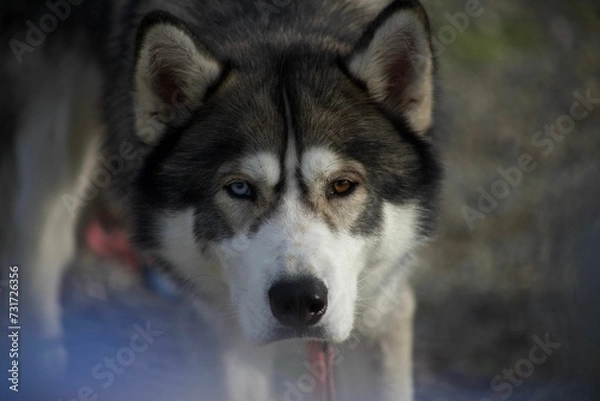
(134, 11, 223, 144)
(345, 0, 434, 134)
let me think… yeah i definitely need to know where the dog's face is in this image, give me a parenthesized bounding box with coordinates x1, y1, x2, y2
(130, 1, 440, 344)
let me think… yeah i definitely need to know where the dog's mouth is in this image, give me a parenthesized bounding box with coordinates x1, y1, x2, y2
(259, 325, 330, 345)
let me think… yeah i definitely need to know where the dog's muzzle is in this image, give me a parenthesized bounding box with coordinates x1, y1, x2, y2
(268, 277, 328, 327)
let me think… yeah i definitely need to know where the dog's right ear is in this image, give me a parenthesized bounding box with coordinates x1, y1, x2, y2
(134, 12, 223, 144)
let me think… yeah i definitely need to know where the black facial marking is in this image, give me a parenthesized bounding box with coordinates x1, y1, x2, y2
(280, 53, 441, 236)
(132, 70, 287, 248)
(130, 19, 441, 251)
(351, 193, 384, 235)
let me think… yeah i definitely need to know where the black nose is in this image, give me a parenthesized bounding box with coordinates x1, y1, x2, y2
(268, 278, 328, 327)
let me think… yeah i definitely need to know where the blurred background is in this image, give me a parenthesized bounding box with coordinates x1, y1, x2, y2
(1, 0, 599, 400)
(414, 0, 600, 399)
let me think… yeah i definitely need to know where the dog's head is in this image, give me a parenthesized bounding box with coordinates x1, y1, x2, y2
(129, 0, 440, 344)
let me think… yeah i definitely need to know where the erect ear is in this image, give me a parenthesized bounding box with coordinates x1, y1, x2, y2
(134, 11, 223, 144)
(345, 0, 434, 134)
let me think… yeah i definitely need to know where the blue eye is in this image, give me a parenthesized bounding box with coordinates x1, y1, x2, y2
(225, 181, 255, 200)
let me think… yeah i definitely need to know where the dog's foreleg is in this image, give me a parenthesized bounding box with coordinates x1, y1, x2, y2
(376, 288, 415, 401)
(222, 342, 276, 401)
(11, 54, 102, 381)
(335, 285, 415, 401)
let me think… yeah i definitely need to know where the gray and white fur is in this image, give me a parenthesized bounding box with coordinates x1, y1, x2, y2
(1, 1, 442, 400)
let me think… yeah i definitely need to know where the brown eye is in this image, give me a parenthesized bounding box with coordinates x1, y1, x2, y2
(330, 179, 356, 197)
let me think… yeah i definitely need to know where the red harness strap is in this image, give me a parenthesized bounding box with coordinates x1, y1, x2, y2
(307, 341, 337, 401)
(84, 216, 336, 400)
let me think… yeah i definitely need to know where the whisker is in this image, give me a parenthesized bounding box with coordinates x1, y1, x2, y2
(356, 268, 380, 286)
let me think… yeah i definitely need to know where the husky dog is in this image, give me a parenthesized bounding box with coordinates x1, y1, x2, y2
(2, 0, 441, 399)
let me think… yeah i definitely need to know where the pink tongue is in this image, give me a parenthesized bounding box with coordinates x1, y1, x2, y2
(307, 341, 337, 401)
(84, 216, 141, 271)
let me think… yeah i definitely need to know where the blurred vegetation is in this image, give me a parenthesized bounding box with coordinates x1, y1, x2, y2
(413, 0, 600, 398)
